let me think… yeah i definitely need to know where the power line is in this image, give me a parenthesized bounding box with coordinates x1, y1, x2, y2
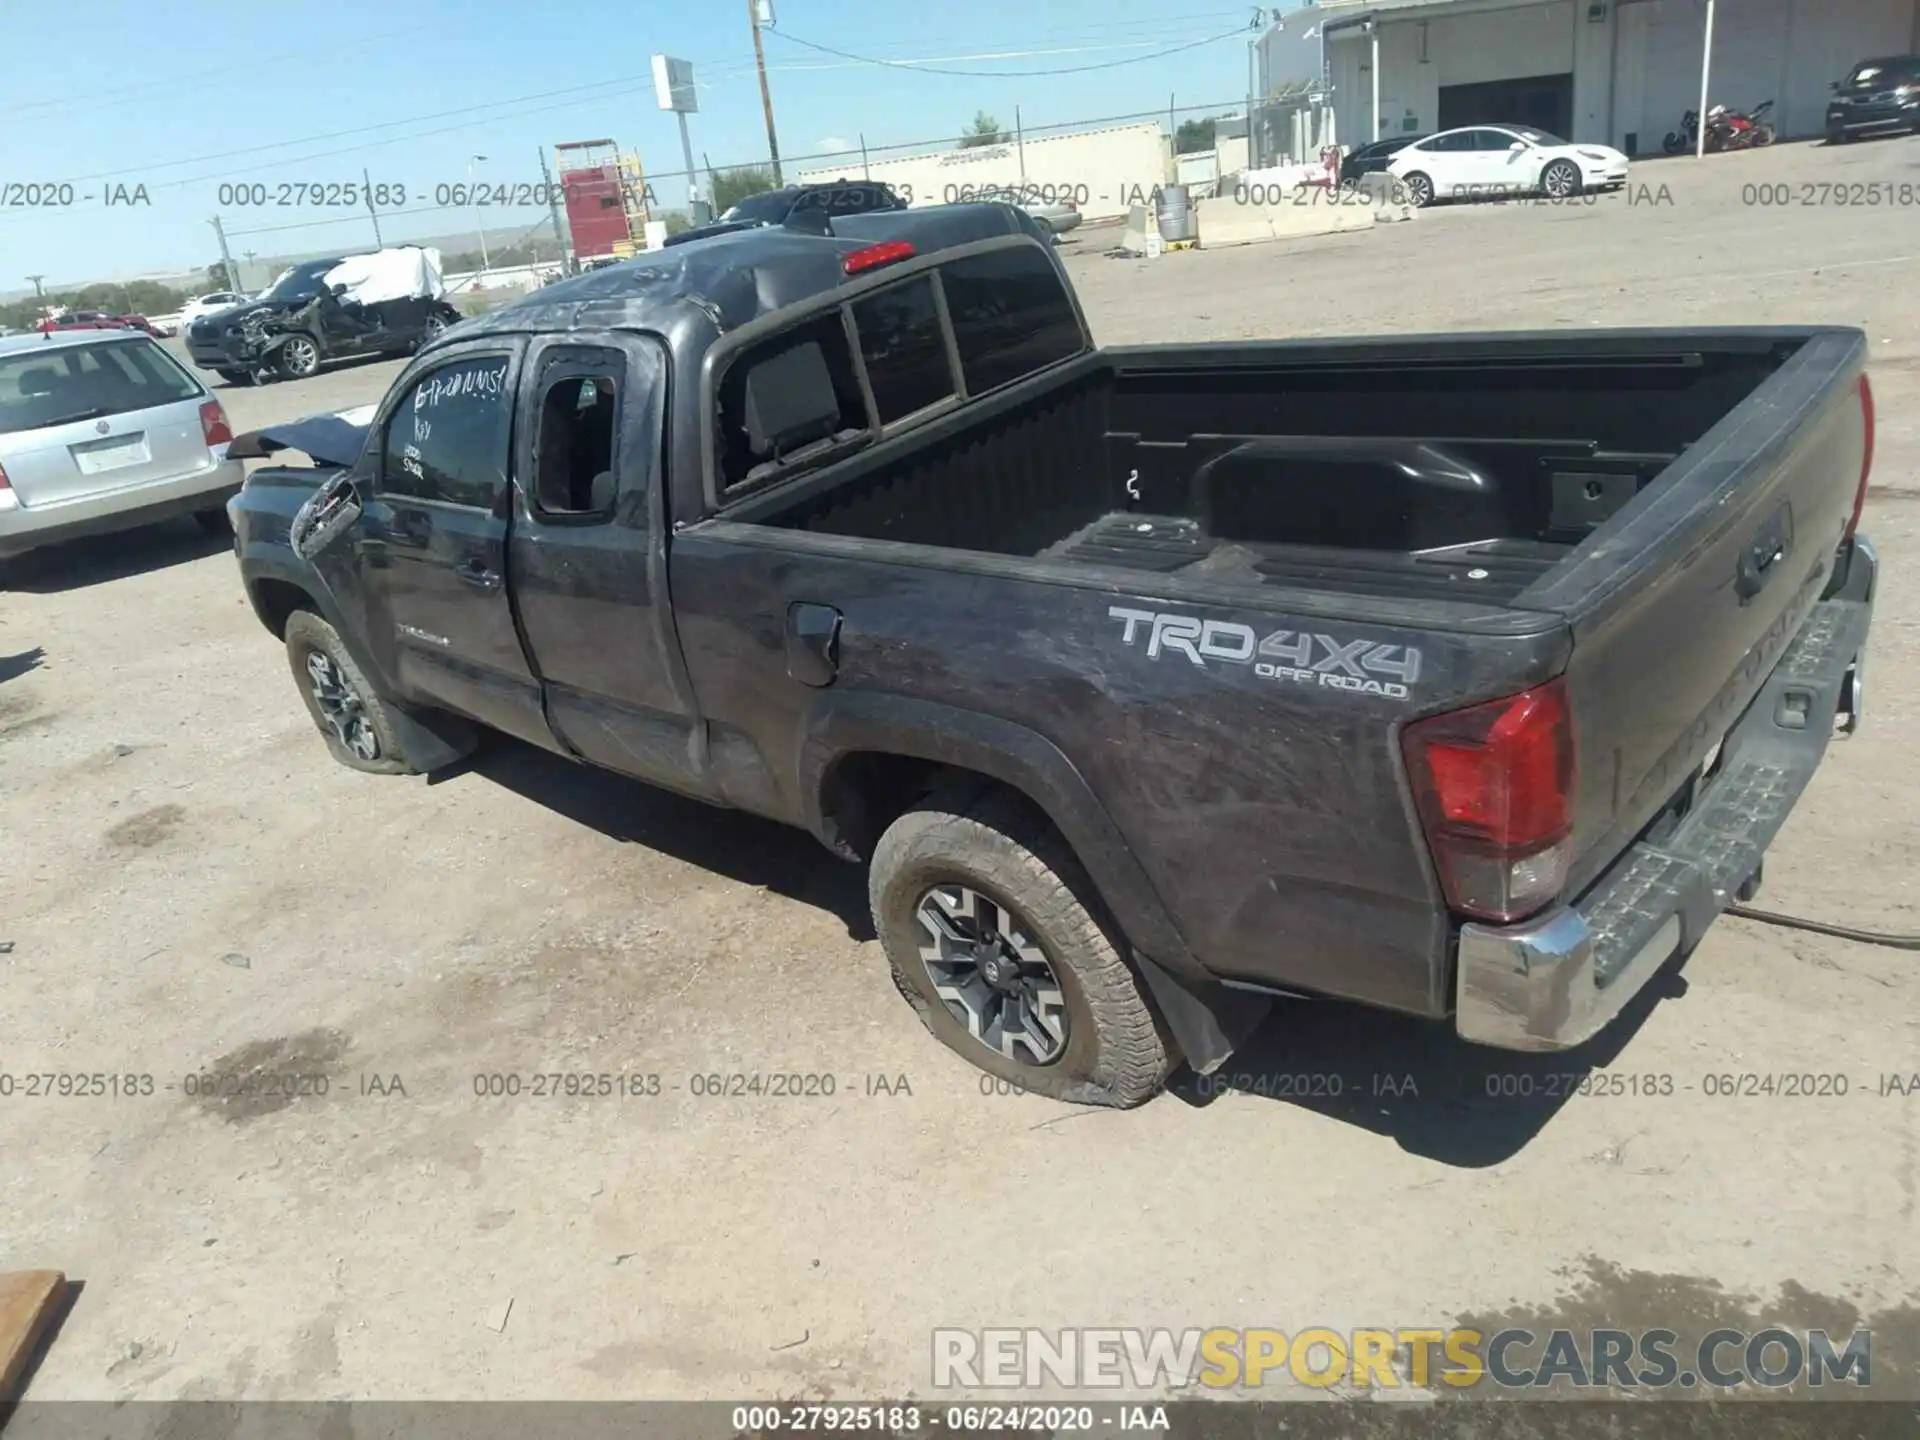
(763, 24, 1254, 78)
(149, 83, 659, 192)
(3, 22, 444, 119)
(66, 73, 655, 184)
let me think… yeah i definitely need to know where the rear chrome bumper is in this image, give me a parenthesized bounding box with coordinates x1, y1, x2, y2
(1454, 535, 1877, 1051)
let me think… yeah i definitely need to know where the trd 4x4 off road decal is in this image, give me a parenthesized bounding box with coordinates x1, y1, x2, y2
(1108, 606, 1423, 699)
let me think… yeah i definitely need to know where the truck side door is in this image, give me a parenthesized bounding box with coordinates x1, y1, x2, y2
(505, 333, 707, 794)
(359, 338, 553, 748)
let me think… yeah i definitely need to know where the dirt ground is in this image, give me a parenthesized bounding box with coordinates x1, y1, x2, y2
(2, 137, 1917, 1409)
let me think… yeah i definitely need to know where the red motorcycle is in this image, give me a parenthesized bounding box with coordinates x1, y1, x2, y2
(1709, 100, 1778, 150)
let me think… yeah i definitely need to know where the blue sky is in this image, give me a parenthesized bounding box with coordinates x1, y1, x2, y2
(2, 0, 1276, 290)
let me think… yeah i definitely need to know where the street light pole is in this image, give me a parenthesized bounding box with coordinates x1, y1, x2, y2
(469, 155, 492, 274)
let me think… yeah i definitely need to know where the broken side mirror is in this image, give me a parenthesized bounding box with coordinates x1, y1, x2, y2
(290, 472, 363, 562)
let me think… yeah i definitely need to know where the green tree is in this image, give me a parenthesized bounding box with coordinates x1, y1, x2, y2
(1174, 118, 1218, 154)
(707, 164, 779, 213)
(958, 111, 1010, 149)
(207, 261, 235, 292)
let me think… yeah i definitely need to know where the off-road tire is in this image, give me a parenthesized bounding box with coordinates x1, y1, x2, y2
(870, 789, 1174, 1108)
(283, 610, 414, 775)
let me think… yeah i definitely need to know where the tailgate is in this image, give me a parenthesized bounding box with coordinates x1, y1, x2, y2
(1515, 328, 1872, 891)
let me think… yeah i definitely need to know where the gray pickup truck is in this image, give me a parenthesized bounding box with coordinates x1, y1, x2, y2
(226, 202, 1879, 1108)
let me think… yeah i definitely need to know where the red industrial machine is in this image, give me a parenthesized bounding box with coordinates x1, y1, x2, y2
(555, 140, 653, 262)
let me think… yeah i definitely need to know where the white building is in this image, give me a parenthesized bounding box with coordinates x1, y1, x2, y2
(1261, 0, 1920, 154)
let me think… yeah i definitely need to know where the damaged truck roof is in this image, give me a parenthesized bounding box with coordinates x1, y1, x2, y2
(224, 202, 1054, 470)
(451, 201, 1051, 341)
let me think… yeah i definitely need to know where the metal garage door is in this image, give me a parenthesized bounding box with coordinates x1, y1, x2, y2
(1439, 73, 1576, 133)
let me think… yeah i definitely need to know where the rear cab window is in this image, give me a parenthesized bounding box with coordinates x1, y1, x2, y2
(713, 240, 1087, 499)
(0, 338, 201, 434)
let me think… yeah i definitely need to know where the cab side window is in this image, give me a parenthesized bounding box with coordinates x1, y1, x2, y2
(532, 360, 622, 518)
(380, 355, 513, 509)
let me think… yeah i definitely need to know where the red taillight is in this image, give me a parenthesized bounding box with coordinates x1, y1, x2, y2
(199, 398, 233, 448)
(1845, 372, 1874, 544)
(1402, 677, 1577, 924)
(843, 241, 915, 276)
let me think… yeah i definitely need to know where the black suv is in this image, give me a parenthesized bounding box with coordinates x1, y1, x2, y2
(1827, 55, 1920, 142)
(664, 181, 910, 248)
(185, 255, 464, 386)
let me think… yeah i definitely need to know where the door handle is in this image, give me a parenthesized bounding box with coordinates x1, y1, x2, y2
(456, 559, 502, 592)
(785, 602, 842, 687)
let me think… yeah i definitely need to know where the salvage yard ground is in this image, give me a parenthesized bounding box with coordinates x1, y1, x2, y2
(2, 137, 1917, 1407)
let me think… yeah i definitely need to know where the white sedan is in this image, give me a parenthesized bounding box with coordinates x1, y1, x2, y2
(177, 290, 251, 332)
(1386, 126, 1628, 207)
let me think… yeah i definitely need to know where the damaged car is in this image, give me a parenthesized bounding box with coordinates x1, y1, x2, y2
(185, 246, 464, 386)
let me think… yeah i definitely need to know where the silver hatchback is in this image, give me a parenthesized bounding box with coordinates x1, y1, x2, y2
(0, 329, 244, 561)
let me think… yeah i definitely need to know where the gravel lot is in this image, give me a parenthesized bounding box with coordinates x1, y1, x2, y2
(3, 138, 1917, 1408)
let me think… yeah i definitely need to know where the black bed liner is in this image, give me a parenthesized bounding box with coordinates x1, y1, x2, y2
(1037, 512, 1571, 604)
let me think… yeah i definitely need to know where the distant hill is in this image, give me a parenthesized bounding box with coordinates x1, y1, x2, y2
(0, 210, 696, 304)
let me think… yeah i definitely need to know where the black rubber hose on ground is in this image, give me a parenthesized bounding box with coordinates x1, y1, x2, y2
(1726, 904, 1920, 951)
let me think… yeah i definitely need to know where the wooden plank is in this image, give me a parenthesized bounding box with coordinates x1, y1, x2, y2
(0, 1270, 68, 1402)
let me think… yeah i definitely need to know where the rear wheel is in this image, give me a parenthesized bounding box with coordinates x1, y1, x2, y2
(216, 368, 254, 387)
(1541, 159, 1582, 199)
(1751, 123, 1777, 147)
(417, 312, 452, 350)
(1402, 171, 1435, 207)
(283, 610, 414, 775)
(869, 789, 1174, 1108)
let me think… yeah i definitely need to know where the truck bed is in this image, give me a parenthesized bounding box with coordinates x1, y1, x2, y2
(737, 332, 1800, 607)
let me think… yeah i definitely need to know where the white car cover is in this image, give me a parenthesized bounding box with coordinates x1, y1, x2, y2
(321, 246, 445, 306)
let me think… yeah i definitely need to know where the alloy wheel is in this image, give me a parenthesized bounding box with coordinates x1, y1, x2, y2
(915, 883, 1069, 1065)
(283, 337, 319, 376)
(304, 650, 380, 761)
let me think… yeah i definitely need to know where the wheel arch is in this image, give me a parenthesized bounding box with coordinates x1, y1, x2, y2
(802, 693, 1270, 1075)
(799, 691, 1200, 983)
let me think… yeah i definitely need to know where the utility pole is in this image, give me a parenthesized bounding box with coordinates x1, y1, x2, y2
(363, 166, 385, 246)
(208, 216, 239, 294)
(537, 146, 569, 271)
(25, 274, 46, 323)
(748, 0, 784, 184)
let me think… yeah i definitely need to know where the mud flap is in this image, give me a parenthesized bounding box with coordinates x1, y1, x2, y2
(1132, 950, 1272, 1076)
(390, 705, 478, 775)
